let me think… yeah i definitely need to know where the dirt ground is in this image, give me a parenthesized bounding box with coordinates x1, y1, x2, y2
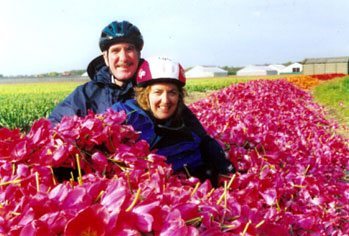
(185, 91, 214, 104)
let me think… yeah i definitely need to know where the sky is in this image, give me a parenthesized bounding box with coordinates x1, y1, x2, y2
(1, 0, 349, 76)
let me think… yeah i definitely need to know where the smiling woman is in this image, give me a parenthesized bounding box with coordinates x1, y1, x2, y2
(146, 83, 181, 120)
(112, 56, 235, 186)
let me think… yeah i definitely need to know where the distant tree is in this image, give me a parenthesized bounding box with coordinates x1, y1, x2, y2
(47, 72, 60, 77)
(69, 70, 85, 76)
(221, 66, 242, 75)
(283, 61, 293, 66)
(0, 74, 3, 78)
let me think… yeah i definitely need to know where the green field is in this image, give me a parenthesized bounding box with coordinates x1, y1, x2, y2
(313, 76, 349, 133)
(0, 81, 84, 130)
(0, 75, 348, 135)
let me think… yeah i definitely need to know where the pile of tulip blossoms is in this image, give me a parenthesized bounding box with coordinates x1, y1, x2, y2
(0, 79, 348, 235)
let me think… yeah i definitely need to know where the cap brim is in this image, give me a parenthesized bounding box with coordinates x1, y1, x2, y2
(137, 78, 185, 87)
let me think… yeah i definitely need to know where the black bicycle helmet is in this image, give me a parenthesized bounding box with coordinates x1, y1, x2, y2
(99, 20, 144, 52)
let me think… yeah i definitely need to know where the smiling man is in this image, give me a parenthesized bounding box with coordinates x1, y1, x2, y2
(49, 20, 144, 124)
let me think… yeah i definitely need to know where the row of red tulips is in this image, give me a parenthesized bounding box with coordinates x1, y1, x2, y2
(309, 73, 346, 81)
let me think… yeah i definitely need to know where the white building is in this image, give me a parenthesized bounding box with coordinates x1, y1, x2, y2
(268, 64, 286, 74)
(279, 63, 303, 74)
(185, 66, 228, 78)
(236, 65, 278, 76)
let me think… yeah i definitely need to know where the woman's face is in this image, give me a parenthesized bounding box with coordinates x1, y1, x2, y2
(148, 83, 179, 120)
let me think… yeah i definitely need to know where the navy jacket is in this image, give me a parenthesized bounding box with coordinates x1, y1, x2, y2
(112, 99, 235, 186)
(48, 66, 134, 124)
(112, 99, 204, 172)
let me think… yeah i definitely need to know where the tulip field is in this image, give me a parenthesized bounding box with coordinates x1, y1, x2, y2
(0, 74, 348, 235)
(0, 81, 84, 130)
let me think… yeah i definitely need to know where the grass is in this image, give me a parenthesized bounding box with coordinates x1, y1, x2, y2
(0, 81, 86, 130)
(312, 76, 349, 137)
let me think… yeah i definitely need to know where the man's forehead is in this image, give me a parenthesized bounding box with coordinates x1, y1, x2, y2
(109, 42, 136, 49)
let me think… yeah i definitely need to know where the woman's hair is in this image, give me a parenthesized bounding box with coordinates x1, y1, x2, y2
(135, 83, 187, 120)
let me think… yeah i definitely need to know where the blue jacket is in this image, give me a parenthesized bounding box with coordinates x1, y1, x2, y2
(48, 66, 135, 124)
(112, 99, 204, 172)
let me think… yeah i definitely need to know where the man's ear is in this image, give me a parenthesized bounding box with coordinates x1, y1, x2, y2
(103, 51, 109, 67)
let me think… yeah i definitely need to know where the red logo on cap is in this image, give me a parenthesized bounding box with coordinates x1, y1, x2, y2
(137, 60, 152, 84)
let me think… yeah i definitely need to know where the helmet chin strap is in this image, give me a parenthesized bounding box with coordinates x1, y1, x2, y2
(111, 74, 126, 86)
(111, 73, 132, 87)
(111, 74, 117, 84)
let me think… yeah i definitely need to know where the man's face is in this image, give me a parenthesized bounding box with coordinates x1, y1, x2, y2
(103, 43, 140, 86)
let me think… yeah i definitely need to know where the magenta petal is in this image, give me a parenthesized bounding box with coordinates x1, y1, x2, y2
(20, 220, 52, 236)
(100, 179, 128, 214)
(160, 209, 199, 235)
(61, 187, 92, 210)
(91, 151, 108, 172)
(260, 188, 277, 206)
(64, 205, 108, 236)
(133, 212, 154, 232)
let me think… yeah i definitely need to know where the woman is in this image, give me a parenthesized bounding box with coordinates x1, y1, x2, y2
(112, 57, 234, 186)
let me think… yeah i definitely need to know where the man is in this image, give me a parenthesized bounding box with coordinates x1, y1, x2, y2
(49, 20, 143, 124)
